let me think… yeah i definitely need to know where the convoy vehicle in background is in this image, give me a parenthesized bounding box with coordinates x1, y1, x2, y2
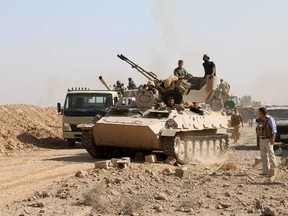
(256, 105, 288, 148)
(57, 87, 118, 147)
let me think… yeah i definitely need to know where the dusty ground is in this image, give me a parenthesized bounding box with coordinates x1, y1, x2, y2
(0, 104, 288, 216)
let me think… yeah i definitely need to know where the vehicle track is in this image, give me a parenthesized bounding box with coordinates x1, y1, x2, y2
(0, 149, 94, 207)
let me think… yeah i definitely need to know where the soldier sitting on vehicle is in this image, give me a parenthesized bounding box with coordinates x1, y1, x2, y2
(142, 80, 159, 101)
(128, 77, 137, 90)
(164, 97, 185, 112)
(113, 80, 126, 97)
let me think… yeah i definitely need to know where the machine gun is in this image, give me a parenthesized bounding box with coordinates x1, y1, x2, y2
(117, 54, 183, 105)
(117, 54, 158, 83)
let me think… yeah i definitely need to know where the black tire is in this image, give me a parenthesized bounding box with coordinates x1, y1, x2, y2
(67, 139, 76, 148)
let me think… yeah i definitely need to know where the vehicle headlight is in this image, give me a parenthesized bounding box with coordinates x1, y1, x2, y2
(165, 119, 177, 128)
(63, 122, 72, 131)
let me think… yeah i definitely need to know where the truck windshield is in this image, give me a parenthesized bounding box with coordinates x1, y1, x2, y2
(63, 93, 113, 116)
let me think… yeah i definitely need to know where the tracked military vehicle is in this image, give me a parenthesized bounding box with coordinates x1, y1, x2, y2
(79, 55, 230, 164)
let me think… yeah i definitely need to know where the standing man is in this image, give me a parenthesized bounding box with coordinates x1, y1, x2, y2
(249, 109, 255, 128)
(256, 107, 277, 175)
(128, 77, 137, 90)
(202, 54, 216, 77)
(218, 79, 230, 103)
(230, 107, 244, 143)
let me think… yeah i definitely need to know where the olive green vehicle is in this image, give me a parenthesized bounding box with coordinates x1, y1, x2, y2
(79, 55, 230, 164)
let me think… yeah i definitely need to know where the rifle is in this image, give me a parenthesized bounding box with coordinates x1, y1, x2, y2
(117, 54, 159, 83)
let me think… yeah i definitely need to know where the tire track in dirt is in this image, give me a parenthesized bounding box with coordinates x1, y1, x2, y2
(0, 149, 94, 207)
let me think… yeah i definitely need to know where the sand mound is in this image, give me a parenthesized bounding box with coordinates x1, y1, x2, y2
(0, 104, 63, 154)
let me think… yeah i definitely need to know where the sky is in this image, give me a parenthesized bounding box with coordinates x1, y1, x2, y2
(1, 0, 288, 107)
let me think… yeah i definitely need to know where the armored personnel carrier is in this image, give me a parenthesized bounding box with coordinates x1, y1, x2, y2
(79, 55, 230, 164)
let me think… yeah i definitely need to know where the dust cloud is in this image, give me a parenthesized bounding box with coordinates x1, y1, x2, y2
(250, 70, 288, 105)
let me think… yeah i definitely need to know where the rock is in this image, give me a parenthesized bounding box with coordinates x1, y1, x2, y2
(220, 203, 231, 208)
(94, 160, 111, 169)
(154, 193, 167, 200)
(145, 154, 157, 163)
(29, 202, 45, 208)
(263, 206, 275, 216)
(175, 167, 189, 178)
(75, 171, 85, 178)
(154, 206, 164, 212)
(268, 168, 279, 177)
(163, 167, 173, 175)
(116, 159, 130, 169)
(114, 178, 121, 184)
(224, 192, 231, 197)
(247, 209, 254, 213)
(165, 156, 176, 165)
(254, 157, 262, 165)
(255, 199, 262, 209)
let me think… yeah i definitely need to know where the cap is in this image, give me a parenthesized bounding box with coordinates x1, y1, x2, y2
(147, 80, 155, 87)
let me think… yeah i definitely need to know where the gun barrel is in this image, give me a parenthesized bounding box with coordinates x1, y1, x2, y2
(99, 76, 112, 91)
(117, 54, 158, 82)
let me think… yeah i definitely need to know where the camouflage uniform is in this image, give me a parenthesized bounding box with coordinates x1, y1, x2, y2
(174, 67, 188, 79)
(230, 111, 243, 143)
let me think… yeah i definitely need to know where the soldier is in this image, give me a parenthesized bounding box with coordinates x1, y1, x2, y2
(202, 54, 216, 77)
(174, 60, 188, 80)
(113, 80, 126, 97)
(128, 77, 137, 90)
(230, 107, 244, 143)
(201, 54, 216, 90)
(218, 79, 230, 102)
(166, 97, 185, 112)
(173, 60, 189, 90)
(145, 80, 159, 100)
(167, 97, 175, 107)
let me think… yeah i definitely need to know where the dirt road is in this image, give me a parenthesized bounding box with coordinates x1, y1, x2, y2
(0, 148, 94, 208)
(1, 126, 288, 216)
